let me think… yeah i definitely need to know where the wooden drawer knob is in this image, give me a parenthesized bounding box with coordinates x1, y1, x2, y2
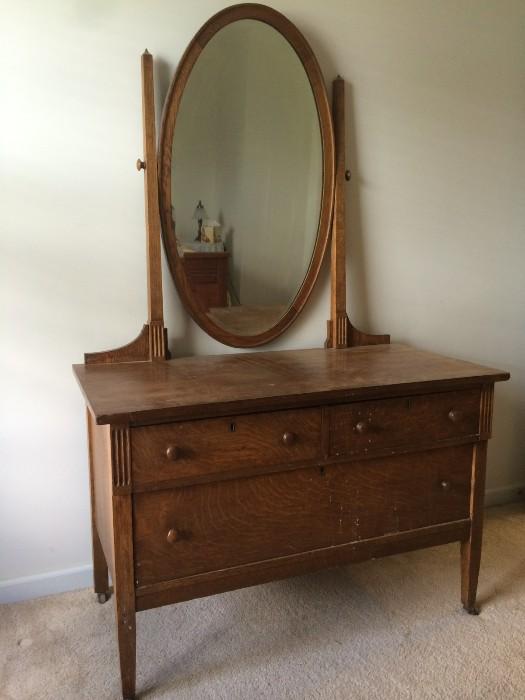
(167, 528, 179, 544)
(166, 445, 180, 461)
(282, 431, 296, 446)
(448, 409, 461, 423)
(355, 421, 367, 434)
(440, 480, 451, 491)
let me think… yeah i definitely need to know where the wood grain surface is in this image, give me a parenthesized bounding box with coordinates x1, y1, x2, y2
(180, 252, 229, 310)
(133, 445, 472, 585)
(326, 77, 389, 349)
(329, 388, 481, 457)
(73, 344, 509, 426)
(135, 519, 471, 611)
(461, 441, 488, 614)
(132, 408, 321, 488)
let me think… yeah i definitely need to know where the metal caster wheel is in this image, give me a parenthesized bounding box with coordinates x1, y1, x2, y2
(97, 592, 110, 604)
(464, 604, 480, 615)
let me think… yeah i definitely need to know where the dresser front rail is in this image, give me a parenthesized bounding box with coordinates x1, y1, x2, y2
(134, 518, 472, 611)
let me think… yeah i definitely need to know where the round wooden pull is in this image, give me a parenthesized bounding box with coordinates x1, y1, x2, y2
(448, 409, 461, 423)
(166, 528, 179, 544)
(355, 421, 367, 434)
(282, 431, 296, 446)
(440, 480, 451, 491)
(136, 158, 145, 171)
(166, 445, 179, 461)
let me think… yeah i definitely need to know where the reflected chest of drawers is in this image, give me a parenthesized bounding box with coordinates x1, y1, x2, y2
(180, 251, 229, 310)
(74, 344, 508, 698)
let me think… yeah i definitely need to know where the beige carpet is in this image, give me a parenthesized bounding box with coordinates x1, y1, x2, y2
(1, 504, 524, 700)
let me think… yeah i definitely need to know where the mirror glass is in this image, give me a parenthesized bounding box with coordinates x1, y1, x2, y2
(171, 19, 323, 336)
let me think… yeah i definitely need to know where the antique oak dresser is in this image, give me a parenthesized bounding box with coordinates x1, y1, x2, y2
(73, 5, 509, 698)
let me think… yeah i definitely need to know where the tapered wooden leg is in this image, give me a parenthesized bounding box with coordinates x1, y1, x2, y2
(461, 442, 487, 614)
(87, 408, 111, 602)
(113, 490, 136, 700)
(115, 584, 136, 700)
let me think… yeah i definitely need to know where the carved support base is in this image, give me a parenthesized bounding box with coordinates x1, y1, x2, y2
(326, 314, 390, 349)
(84, 322, 169, 365)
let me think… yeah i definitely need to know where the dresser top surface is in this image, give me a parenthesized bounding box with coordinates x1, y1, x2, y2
(73, 343, 509, 425)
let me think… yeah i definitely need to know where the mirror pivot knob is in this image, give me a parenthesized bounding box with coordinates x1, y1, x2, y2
(136, 158, 145, 171)
(440, 480, 451, 491)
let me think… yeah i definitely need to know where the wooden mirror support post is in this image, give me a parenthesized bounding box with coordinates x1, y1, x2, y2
(84, 50, 168, 365)
(82, 53, 168, 698)
(326, 77, 390, 349)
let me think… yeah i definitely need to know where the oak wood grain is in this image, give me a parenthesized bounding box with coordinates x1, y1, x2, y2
(326, 76, 389, 348)
(461, 441, 488, 614)
(132, 408, 321, 489)
(133, 445, 472, 586)
(141, 50, 164, 340)
(73, 344, 509, 426)
(84, 324, 151, 365)
(181, 252, 229, 310)
(112, 492, 136, 700)
(135, 519, 471, 611)
(329, 389, 481, 457)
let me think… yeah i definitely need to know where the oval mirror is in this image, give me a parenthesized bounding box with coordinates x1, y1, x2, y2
(159, 4, 334, 347)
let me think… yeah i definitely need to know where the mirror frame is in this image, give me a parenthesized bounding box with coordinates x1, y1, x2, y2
(158, 3, 335, 347)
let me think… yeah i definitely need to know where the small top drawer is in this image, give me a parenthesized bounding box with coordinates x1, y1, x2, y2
(132, 407, 322, 488)
(329, 389, 480, 458)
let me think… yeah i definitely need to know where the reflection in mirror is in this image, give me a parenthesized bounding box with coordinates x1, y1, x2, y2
(171, 19, 323, 336)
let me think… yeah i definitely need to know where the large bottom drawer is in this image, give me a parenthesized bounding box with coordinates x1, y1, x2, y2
(133, 445, 472, 586)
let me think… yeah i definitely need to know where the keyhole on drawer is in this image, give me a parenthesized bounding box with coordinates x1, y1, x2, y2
(229, 422, 236, 433)
(319, 466, 325, 476)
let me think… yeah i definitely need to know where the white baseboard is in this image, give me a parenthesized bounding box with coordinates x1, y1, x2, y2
(0, 564, 93, 604)
(485, 484, 525, 507)
(1, 485, 524, 604)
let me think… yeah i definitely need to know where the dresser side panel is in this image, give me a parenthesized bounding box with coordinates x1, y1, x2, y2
(88, 410, 115, 580)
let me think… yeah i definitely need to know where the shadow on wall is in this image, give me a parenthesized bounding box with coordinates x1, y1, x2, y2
(155, 57, 173, 124)
(301, 24, 381, 338)
(345, 82, 378, 335)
